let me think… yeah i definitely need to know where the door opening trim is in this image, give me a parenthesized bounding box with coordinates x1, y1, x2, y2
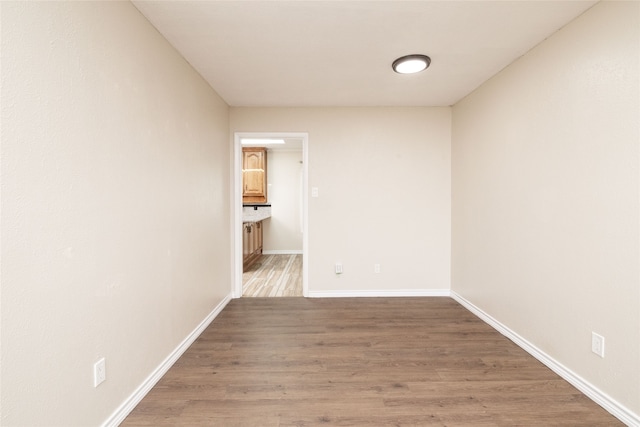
(232, 132, 309, 298)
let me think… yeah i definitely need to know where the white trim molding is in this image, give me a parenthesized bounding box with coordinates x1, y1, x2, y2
(233, 132, 309, 299)
(101, 294, 232, 427)
(450, 291, 640, 427)
(308, 289, 451, 298)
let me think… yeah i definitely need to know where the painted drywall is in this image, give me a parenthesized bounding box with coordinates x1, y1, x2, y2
(231, 107, 451, 294)
(1, 2, 230, 426)
(263, 150, 304, 253)
(452, 0, 639, 417)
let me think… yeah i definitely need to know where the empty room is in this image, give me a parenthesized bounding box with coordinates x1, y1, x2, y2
(1, 1, 638, 426)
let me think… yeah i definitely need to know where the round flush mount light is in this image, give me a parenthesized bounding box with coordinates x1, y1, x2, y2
(392, 54, 431, 74)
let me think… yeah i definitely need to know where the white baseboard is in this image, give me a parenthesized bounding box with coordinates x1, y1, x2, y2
(101, 293, 232, 427)
(262, 250, 303, 255)
(308, 289, 451, 298)
(450, 291, 639, 427)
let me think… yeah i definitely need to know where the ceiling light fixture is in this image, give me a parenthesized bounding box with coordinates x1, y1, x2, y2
(392, 54, 431, 74)
(241, 138, 285, 145)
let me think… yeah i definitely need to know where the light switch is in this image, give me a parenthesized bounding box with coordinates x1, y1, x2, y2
(311, 187, 319, 198)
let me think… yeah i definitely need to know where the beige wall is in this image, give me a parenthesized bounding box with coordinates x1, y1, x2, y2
(0, 2, 230, 426)
(231, 107, 451, 295)
(263, 150, 304, 253)
(452, 0, 639, 416)
(3, 0, 637, 424)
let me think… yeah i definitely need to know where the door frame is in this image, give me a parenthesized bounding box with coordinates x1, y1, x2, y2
(232, 132, 309, 298)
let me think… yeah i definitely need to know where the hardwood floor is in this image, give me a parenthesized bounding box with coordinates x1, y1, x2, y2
(122, 297, 621, 426)
(243, 254, 302, 297)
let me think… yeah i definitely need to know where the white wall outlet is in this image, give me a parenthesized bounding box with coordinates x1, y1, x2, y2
(374, 263, 381, 274)
(335, 263, 343, 274)
(591, 332, 605, 358)
(93, 357, 106, 387)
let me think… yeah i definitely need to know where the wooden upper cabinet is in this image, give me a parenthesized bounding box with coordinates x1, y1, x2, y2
(242, 147, 267, 203)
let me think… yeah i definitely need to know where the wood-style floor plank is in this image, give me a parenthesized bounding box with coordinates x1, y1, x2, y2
(242, 254, 302, 297)
(122, 297, 622, 426)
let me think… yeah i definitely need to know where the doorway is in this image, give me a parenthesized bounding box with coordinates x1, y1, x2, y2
(233, 132, 309, 298)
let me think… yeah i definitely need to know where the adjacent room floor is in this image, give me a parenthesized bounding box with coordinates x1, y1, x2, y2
(243, 254, 302, 297)
(122, 297, 621, 426)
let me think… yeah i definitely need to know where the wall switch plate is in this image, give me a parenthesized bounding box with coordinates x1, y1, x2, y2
(335, 263, 343, 274)
(591, 332, 605, 358)
(94, 358, 106, 387)
(311, 187, 319, 198)
(374, 263, 381, 274)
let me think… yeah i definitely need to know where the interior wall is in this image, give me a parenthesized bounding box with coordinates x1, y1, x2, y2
(231, 107, 451, 295)
(451, 0, 639, 416)
(263, 150, 304, 253)
(0, 2, 230, 426)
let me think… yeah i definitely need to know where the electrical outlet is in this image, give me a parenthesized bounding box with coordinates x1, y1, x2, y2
(374, 263, 381, 274)
(335, 263, 343, 274)
(94, 358, 106, 387)
(591, 332, 605, 358)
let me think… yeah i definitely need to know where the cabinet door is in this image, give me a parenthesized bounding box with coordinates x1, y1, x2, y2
(253, 221, 262, 253)
(243, 150, 264, 170)
(243, 223, 251, 258)
(243, 170, 264, 197)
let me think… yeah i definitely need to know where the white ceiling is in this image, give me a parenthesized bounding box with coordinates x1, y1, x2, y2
(132, 0, 597, 107)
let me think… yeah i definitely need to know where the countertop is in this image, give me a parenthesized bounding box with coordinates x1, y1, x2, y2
(242, 205, 272, 223)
